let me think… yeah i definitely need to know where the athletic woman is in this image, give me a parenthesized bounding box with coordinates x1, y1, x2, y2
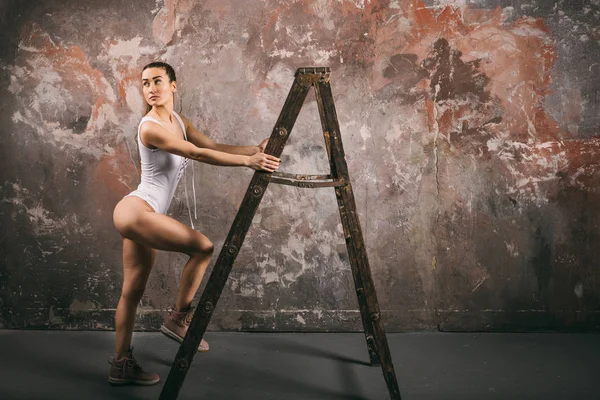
(108, 61, 280, 385)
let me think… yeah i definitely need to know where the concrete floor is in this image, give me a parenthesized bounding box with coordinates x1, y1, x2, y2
(0, 331, 598, 400)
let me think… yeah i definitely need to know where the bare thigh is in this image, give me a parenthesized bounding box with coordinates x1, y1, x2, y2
(113, 196, 213, 256)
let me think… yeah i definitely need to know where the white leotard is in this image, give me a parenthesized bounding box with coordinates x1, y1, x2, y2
(125, 112, 197, 227)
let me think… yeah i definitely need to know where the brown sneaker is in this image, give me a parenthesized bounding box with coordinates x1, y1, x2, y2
(108, 347, 160, 386)
(159, 306, 210, 352)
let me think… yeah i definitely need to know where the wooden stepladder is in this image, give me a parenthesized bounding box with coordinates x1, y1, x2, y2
(159, 67, 402, 400)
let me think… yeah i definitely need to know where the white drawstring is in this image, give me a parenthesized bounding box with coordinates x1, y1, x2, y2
(192, 162, 197, 219)
(176, 112, 197, 229)
(183, 160, 195, 230)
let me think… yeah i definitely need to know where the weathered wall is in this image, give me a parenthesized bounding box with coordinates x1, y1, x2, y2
(1, 0, 599, 332)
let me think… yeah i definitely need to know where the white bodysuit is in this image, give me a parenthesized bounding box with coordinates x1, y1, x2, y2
(125, 112, 197, 227)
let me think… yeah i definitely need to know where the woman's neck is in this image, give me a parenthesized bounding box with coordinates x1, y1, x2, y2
(150, 104, 175, 123)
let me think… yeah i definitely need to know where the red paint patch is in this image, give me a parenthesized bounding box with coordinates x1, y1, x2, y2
(90, 143, 139, 210)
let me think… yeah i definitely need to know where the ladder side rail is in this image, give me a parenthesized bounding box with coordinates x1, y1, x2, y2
(315, 80, 403, 400)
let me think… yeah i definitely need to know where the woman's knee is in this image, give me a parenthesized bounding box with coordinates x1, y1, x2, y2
(120, 286, 146, 303)
(191, 235, 214, 256)
(205, 240, 215, 254)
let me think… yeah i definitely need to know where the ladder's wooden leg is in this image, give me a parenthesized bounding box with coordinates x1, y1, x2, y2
(158, 77, 311, 400)
(314, 80, 402, 400)
(333, 170, 402, 400)
(314, 80, 379, 365)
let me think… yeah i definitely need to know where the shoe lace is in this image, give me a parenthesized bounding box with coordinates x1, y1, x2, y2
(128, 359, 143, 372)
(168, 306, 194, 325)
(109, 347, 144, 372)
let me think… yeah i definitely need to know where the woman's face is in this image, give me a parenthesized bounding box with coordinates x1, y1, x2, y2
(141, 67, 176, 109)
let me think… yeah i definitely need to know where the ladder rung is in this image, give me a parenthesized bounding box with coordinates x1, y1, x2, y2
(269, 172, 345, 188)
(295, 67, 331, 76)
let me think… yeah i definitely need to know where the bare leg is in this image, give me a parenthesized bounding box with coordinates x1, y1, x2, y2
(175, 250, 213, 311)
(115, 238, 156, 359)
(112, 196, 214, 357)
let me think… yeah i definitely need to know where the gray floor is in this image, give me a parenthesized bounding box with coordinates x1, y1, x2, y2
(0, 331, 598, 400)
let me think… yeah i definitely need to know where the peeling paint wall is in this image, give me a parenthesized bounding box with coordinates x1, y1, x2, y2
(1, 0, 599, 332)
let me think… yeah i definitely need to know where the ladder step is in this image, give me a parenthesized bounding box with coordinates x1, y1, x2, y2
(270, 172, 345, 188)
(295, 67, 331, 76)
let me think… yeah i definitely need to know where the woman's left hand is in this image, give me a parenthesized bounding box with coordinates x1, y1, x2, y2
(257, 138, 269, 153)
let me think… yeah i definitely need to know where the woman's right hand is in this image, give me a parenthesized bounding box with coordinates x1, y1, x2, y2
(246, 153, 281, 172)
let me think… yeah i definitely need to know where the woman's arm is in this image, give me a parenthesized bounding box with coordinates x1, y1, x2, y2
(179, 115, 264, 155)
(140, 121, 280, 172)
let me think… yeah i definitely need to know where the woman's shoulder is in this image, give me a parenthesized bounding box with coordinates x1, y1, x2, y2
(139, 113, 160, 124)
(138, 116, 165, 136)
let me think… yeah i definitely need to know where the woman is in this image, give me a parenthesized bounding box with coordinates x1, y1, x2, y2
(108, 61, 280, 385)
